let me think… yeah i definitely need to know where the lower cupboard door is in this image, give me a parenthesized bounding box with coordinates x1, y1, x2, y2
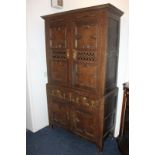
(70, 109, 96, 139)
(49, 102, 69, 128)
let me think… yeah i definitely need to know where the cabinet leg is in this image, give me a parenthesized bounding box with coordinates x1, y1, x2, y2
(109, 130, 115, 140)
(97, 143, 103, 152)
(49, 123, 54, 129)
(109, 133, 114, 140)
(98, 146, 103, 152)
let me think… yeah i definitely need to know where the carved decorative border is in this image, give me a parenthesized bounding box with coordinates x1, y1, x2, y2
(49, 89, 100, 107)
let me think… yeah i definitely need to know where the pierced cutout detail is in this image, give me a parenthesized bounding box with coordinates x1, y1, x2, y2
(52, 51, 67, 61)
(77, 51, 96, 63)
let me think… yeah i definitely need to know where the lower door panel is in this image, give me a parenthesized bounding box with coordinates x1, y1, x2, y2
(70, 108, 96, 140)
(48, 99, 70, 129)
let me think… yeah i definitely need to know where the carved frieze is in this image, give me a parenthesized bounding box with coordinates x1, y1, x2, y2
(71, 95, 98, 107)
(50, 89, 68, 100)
(49, 89, 99, 107)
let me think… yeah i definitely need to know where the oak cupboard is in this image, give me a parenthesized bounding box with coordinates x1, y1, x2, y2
(42, 3, 123, 151)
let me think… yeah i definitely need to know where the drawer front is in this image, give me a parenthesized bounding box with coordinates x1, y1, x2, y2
(70, 91, 99, 112)
(47, 84, 70, 102)
(48, 98, 70, 128)
(70, 108, 97, 139)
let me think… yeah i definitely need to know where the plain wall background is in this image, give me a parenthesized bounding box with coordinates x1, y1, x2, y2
(26, 0, 128, 136)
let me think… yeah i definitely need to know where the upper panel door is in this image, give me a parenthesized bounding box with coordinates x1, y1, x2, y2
(46, 19, 70, 86)
(71, 16, 99, 92)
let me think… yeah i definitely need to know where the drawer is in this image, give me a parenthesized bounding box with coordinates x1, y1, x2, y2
(47, 84, 70, 102)
(70, 91, 99, 112)
(47, 85, 99, 112)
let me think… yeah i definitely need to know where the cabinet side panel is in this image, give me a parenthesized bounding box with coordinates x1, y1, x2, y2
(105, 17, 120, 93)
(103, 88, 118, 137)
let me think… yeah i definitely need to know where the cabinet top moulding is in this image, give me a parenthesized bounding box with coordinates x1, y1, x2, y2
(41, 3, 124, 20)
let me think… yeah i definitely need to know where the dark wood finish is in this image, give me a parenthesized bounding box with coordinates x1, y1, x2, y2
(42, 3, 123, 152)
(117, 83, 129, 155)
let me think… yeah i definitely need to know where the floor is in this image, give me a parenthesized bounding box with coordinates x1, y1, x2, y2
(26, 126, 122, 155)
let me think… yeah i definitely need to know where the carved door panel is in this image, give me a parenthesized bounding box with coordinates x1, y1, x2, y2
(71, 18, 99, 91)
(70, 109, 96, 139)
(48, 21, 69, 86)
(48, 99, 69, 128)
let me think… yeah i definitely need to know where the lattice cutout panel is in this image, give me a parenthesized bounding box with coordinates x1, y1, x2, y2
(77, 50, 96, 64)
(52, 51, 67, 61)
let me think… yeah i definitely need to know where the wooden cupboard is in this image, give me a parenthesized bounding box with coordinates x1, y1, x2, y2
(42, 3, 123, 151)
